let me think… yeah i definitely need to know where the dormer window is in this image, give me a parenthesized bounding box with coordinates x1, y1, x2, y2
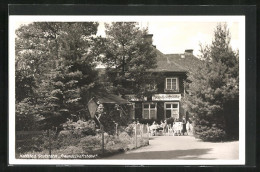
(165, 77, 179, 92)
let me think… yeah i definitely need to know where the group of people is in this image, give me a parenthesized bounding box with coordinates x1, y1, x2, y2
(150, 116, 193, 136)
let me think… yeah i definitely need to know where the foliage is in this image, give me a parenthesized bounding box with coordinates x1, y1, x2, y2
(183, 23, 239, 141)
(15, 69, 36, 102)
(17, 126, 149, 158)
(44, 119, 97, 149)
(55, 132, 80, 149)
(101, 22, 158, 96)
(16, 98, 44, 131)
(193, 122, 226, 141)
(62, 119, 97, 136)
(16, 134, 45, 153)
(124, 123, 135, 136)
(15, 22, 100, 130)
(98, 103, 131, 134)
(79, 135, 102, 150)
(56, 146, 85, 155)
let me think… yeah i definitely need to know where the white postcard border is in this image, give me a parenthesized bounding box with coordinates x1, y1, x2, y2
(9, 15, 245, 165)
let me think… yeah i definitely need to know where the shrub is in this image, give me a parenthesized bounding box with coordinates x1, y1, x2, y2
(55, 131, 80, 149)
(16, 135, 45, 153)
(56, 146, 85, 155)
(194, 124, 226, 142)
(118, 132, 132, 144)
(124, 124, 135, 136)
(62, 119, 97, 136)
(79, 135, 102, 151)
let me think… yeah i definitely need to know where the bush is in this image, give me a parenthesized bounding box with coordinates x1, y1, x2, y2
(194, 123, 226, 141)
(49, 120, 98, 150)
(104, 132, 133, 152)
(55, 131, 81, 149)
(16, 135, 45, 153)
(118, 132, 132, 144)
(79, 135, 102, 151)
(56, 146, 85, 155)
(124, 124, 135, 136)
(62, 119, 97, 136)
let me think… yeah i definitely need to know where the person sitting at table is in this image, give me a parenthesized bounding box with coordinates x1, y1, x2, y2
(160, 120, 164, 127)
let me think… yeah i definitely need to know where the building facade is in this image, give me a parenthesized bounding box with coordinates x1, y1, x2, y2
(124, 48, 197, 121)
(96, 34, 201, 122)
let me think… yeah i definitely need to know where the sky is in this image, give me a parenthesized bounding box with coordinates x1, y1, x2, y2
(96, 21, 239, 56)
(15, 20, 240, 57)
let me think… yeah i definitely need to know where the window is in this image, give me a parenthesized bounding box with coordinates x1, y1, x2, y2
(164, 102, 179, 119)
(142, 103, 157, 119)
(165, 77, 179, 91)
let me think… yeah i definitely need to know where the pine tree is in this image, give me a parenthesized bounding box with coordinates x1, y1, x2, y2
(183, 23, 239, 141)
(15, 22, 100, 130)
(101, 22, 157, 97)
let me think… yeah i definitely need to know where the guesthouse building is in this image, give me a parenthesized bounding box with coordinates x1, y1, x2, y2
(96, 34, 201, 122)
(123, 35, 201, 121)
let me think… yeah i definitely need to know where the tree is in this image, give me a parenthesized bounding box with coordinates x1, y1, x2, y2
(183, 23, 239, 141)
(15, 22, 100, 130)
(101, 22, 157, 97)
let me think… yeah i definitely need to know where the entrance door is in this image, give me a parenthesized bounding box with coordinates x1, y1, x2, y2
(164, 102, 179, 119)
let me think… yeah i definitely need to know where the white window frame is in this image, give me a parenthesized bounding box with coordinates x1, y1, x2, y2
(165, 77, 179, 92)
(142, 102, 157, 119)
(164, 102, 179, 119)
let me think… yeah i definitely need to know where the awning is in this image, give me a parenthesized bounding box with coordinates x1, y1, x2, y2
(95, 93, 130, 105)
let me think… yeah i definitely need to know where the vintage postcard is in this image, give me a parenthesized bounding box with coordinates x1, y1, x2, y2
(9, 14, 245, 165)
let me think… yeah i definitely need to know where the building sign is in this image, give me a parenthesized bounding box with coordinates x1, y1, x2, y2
(152, 94, 181, 101)
(125, 94, 147, 101)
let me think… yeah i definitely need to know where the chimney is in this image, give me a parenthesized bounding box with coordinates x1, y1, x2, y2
(184, 49, 193, 57)
(144, 34, 153, 43)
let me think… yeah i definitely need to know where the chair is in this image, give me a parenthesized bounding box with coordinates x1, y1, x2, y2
(173, 122, 182, 136)
(167, 124, 173, 136)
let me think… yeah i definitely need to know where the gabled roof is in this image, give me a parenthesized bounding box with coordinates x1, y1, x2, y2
(148, 49, 186, 72)
(95, 48, 202, 73)
(150, 60, 187, 72)
(164, 53, 203, 72)
(149, 48, 202, 73)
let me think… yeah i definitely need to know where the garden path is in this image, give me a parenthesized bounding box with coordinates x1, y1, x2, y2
(104, 135, 239, 160)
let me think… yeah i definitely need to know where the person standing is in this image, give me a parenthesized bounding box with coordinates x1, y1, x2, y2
(182, 116, 187, 135)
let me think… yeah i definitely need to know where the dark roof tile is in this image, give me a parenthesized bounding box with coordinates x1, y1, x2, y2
(152, 48, 202, 72)
(165, 54, 203, 72)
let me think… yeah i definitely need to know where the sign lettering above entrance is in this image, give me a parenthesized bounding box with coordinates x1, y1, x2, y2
(152, 94, 181, 101)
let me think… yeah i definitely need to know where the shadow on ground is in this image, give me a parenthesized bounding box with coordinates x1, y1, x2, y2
(106, 148, 215, 160)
